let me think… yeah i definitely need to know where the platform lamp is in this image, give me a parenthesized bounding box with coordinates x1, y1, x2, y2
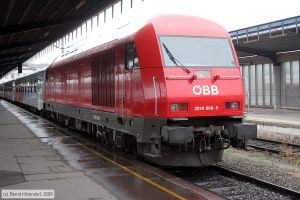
(18, 63, 22, 74)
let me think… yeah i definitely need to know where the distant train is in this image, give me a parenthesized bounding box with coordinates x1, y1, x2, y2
(0, 15, 257, 166)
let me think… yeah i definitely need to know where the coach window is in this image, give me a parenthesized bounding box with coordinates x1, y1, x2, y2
(125, 43, 139, 70)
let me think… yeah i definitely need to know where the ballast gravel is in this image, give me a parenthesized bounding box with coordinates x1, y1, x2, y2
(217, 147, 300, 192)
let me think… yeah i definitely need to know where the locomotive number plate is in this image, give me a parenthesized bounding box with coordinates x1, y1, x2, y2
(194, 105, 219, 111)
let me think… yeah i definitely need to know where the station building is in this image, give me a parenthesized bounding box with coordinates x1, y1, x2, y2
(230, 16, 300, 109)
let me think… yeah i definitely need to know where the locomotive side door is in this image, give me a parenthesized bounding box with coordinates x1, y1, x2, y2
(115, 43, 139, 120)
(124, 43, 140, 118)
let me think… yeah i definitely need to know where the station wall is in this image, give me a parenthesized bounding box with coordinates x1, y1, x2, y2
(241, 60, 300, 109)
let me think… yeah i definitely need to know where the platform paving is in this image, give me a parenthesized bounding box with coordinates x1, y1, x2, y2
(245, 108, 300, 144)
(0, 100, 219, 200)
(0, 101, 116, 200)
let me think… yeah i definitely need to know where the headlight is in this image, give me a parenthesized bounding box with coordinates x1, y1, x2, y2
(225, 101, 240, 110)
(170, 103, 188, 112)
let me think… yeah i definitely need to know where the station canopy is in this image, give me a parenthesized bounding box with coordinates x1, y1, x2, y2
(0, 0, 113, 77)
(230, 16, 300, 65)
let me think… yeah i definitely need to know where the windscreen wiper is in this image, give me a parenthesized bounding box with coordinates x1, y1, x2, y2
(162, 43, 190, 74)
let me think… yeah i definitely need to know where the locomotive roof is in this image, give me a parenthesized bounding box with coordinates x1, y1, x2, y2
(148, 15, 229, 38)
(47, 15, 231, 69)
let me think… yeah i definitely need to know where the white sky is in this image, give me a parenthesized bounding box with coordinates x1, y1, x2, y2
(140, 0, 300, 31)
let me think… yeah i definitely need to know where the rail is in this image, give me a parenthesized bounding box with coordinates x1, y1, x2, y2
(247, 138, 300, 156)
(165, 165, 300, 199)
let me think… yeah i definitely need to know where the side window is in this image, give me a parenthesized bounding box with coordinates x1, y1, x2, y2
(125, 43, 139, 70)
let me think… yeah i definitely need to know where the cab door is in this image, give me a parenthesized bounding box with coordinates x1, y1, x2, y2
(125, 43, 141, 117)
(116, 43, 140, 119)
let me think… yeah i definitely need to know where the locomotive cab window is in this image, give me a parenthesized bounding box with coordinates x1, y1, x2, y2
(159, 36, 236, 68)
(125, 43, 139, 70)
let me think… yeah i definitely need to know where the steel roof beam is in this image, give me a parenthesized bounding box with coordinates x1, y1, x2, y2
(235, 46, 280, 66)
(0, 55, 29, 63)
(0, 38, 54, 50)
(82, 0, 115, 21)
(0, 60, 19, 66)
(0, 68, 14, 76)
(0, 66, 14, 70)
(0, 67, 15, 72)
(0, 49, 36, 60)
(0, 17, 83, 36)
(0, 57, 20, 64)
(0, 0, 112, 36)
(0, 57, 30, 67)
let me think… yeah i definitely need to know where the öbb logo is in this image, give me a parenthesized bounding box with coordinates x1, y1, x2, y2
(192, 85, 219, 95)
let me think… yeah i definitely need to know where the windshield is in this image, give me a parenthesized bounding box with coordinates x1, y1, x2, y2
(159, 36, 236, 68)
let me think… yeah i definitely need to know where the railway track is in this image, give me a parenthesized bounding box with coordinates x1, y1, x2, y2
(165, 166, 300, 200)
(247, 138, 300, 156)
(4, 101, 300, 200)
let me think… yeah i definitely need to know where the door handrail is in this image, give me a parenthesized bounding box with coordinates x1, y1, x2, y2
(152, 76, 159, 116)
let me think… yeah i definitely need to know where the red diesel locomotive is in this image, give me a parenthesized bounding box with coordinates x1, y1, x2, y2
(1, 15, 257, 166)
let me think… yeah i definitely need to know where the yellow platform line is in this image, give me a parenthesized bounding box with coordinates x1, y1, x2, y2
(80, 144, 187, 200)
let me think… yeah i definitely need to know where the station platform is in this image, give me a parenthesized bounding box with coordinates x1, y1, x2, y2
(245, 108, 300, 144)
(0, 100, 221, 200)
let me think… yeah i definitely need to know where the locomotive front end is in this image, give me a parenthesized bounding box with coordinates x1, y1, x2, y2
(158, 35, 256, 165)
(135, 15, 257, 166)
